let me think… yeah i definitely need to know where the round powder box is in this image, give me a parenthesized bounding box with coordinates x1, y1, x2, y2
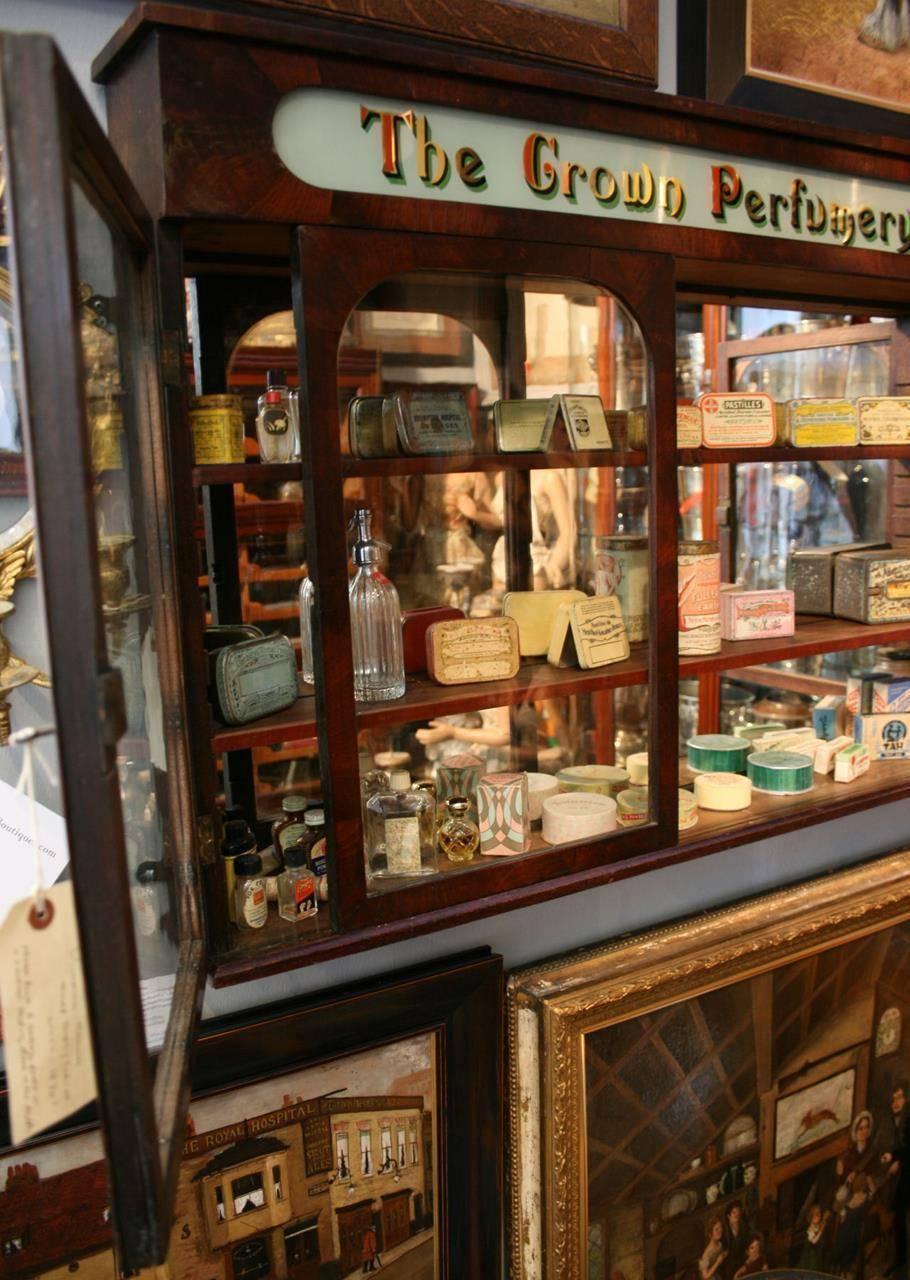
(687, 734, 749, 774)
(678, 788, 699, 829)
(616, 786, 649, 828)
(524, 772, 560, 826)
(542, 793, 617, 844)
(556, 764, 629, 798)
(746, 750, 814, 796)
(626, 752, 649, 786)
(693, 772, 752, 812)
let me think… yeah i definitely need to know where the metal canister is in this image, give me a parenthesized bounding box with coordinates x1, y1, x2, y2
(678, 539, 721, 655)
(594, 534, 649, 643)
(190, 393, 245, 464)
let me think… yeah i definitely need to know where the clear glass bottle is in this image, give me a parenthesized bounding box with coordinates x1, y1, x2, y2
(349, 508, 406, 702)
(233, 851, 268, 931)
(277, 842, 319, 922)
(437, 796, 480, 864)
(299, 574, 315, 684)
(366, 770, 436, 879)
(272, 794, 308, 863)
(256, 368, 295, 463)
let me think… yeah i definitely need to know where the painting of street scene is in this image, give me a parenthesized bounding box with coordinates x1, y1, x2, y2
(0, 1031, 438, 1280)
(585, 922, 910, 1280)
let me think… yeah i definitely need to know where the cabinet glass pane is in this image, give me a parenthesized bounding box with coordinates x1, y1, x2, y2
(72, 179, 179, 1047)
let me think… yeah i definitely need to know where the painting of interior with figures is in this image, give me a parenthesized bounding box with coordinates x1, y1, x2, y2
(585, 923, 910, 1280)
(0, 1031, 438, 1280)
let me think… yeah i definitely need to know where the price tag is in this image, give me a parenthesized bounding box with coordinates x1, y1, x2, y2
(0, 883, 96, 1144)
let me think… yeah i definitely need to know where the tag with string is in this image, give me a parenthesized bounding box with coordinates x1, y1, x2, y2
(0, 727, 97, 1144)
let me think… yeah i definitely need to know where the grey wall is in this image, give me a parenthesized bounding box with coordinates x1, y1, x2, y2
(0, 0, 904, 1024)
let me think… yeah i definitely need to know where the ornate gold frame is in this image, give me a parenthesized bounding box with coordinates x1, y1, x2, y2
(507, 849, 910, 1279)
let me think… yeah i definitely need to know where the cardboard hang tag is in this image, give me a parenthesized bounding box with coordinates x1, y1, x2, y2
(0, 882, 97, 1145)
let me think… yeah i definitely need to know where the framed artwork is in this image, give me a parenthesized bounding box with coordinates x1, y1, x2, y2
(0, 947, 502, 1279)
(233, 0, 657, 86)
(706, 0, 910, 138)
(508, 850, 910, 1279)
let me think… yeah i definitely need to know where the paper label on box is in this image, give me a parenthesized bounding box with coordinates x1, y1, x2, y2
(0, 883, 97, 1145)
(722, 590, 794, 639)
(699, 393, 775, 447)
(677, 405, 702, 448)
(385, 817, 422, 874)
(788, 399, 857, 447)
(867, 560, 910, 620)
(570, 597, 629, 668)
(494, 400, 551, 452)
(855, 713, 910, 759)
(406, 395, 473, 453)
(429, 618, 519, 683)
(858, 397, 910, 444)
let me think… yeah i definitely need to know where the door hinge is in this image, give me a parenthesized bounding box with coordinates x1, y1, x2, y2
(196, 813, 217, 865)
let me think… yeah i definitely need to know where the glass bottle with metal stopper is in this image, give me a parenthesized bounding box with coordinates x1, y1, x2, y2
(437, 796, 480, 863)
(349, 508, 405, 702)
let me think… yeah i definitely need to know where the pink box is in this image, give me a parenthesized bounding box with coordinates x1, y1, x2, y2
(720, 587, 795, 641)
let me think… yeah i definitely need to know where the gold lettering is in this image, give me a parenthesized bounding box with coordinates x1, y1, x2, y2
(659, 175, 685, 220)
(589, 166, 618, 206)
(622, 163, 655, 210)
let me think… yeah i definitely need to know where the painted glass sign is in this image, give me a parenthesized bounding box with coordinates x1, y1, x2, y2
(272, 89, 910, 255)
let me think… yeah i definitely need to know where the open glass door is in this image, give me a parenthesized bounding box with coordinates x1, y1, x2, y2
(0, 33, 203, 1266)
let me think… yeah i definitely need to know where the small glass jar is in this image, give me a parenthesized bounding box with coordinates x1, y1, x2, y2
(366, 771, 437, 878)
(233, 851, 268, 930)
(277, 843, 319, 923)
(256, 369, 296, 463)
(437, 796, 479, 864)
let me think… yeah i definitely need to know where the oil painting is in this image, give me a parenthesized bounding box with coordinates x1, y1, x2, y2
(508, 852, 910, 1278)
(0, 1032, 437, 1280)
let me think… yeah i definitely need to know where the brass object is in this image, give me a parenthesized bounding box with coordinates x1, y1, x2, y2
(0, 511, 49, 743)
(507, 850, 910, 1278)
(97, 533, 151, 644)
(0, 601, 38, 745)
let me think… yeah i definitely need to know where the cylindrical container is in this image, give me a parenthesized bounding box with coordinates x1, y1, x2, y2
(594, 535, 649, 643)
(746, 750, 814, 795)
(693, 772, 752, 811)
(678, 540, 721, 655)
(525, 772, 560, 828)
(190, 393, 245, 464)
(557, 764, 629, 798)
(616, 786, 649, 827)
(542, 793, 617, 844)
(687, 734, 749, 775)
(626, 752, 649, 786)
(678, 789, 699, 829)
(233, 852, 268, 930)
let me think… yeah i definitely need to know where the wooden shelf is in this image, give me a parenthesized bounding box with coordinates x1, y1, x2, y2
(209, 615, 910, 752)
(680, 445, 910, 464)
(193, 461, 303, 486)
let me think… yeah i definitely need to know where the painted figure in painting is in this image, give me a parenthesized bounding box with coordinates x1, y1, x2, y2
(585, 923, 910, 1280)
(860, 0, 910, 51)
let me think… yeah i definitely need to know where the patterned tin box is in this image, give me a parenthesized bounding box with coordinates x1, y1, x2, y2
(720, 587, 795, 641)
(833, 550, 910, 624)
(477, 772, 530, 856)
(787, 541, 890, 615)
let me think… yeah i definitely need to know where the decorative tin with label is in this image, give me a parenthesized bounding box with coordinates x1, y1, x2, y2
(190, 393, 245, 464)
(348, 396, 391, 458)
(503, 589, 587, 656)
(477, 772, 529, 855)
(857, 397, 910, 444)
(213, 634, 298, 725)
(720, 587, 795, 641)
(426, 617, 520, 684)
(678, 540, 721, 655)
(493, 399, 552, 452)
(699, 392, 776, 448)
(594, 535, 649, 643)
(677, 405, 702, 448)
(545, 394, 613, 450)
(787, 398, 858, 447)
(834, 550, 910, 623)
(385, 388, 473, 455)
(547, 596, 630, 669)
(787, 541, 890, 615)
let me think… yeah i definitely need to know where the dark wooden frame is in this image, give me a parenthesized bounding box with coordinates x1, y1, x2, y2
(706, 0, 910, 140)
(0, 33, 205, 1268)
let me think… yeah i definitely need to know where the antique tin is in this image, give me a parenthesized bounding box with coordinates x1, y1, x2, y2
(746, 750, 814, 795)
(190, 393, 245, 464)
(502, 589, 586, 656)
(786, 541, 890, 615)
(616, 786, 648, 827)
(547, 596, 630, 669)
(834, 550, 910, 623)
(556, 763, 629, 798)
(787, 398, 858, 447)
(541, 792, 617, 843)
(401, 605, 463, 673)
(477, 772, 530, 855)
(594, 535, 649, 643)
(348, 395, 391, 458)
(699, 392, 776, 448)
(493, 399, 552, 452)
(720, 587, 795, 641)
(607, 405, 648, 452)
(385, 388, 474, 455)
(544, 394, 613, 450)
(857, 397, 910, 444)
(213, 634, 298, 725)
(678, 540, 721, 655)
(426, 617, 520, 684)
(677, 405, 702, 447)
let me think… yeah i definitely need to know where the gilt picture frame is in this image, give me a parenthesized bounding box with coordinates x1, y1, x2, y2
(507, 850, 910, 1279)
(0, 947, 503, 1279)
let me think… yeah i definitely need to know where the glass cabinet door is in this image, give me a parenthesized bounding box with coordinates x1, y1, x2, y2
(0, 33, 202, 1266)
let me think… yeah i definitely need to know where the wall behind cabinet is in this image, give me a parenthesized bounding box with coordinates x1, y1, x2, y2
(2, 0, 905, 1025)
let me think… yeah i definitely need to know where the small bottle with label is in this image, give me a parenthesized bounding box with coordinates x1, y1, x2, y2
(272, 795, 309, 865)
(221, 819, 257, 925)
(366, 770, 436, 879)
(256, 369, 296, 463)
(437, 796, 480, 864)
(233, 852, 269, 930)
(277, 841, 319, 923)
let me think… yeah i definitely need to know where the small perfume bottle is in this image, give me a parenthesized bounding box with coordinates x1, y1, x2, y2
(349, 508, 406, 703)
(299, 575, 315, 684)
(271, 794, 308, 864)
(366, 770, 436, 878)
(256, 369, 296, 463)
(233, 852, 268, 931)
(437, 796, 479, 864)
